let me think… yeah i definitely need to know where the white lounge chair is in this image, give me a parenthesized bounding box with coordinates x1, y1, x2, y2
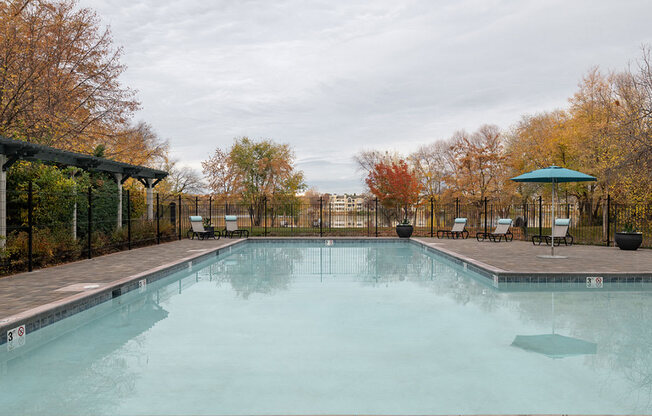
(437, 218, 469, 239)
(476, 218, 513, 242)
(223, 215, 249, 238)
(533, 218, 573, 246)
(189, 216, 219, 240)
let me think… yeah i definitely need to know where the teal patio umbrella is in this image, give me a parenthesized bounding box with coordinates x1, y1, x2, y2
(511, 166, 596, 258)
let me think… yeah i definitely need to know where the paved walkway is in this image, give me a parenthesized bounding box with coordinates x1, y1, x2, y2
(0, 238, 240, 320)
(414, 237, 652, 274)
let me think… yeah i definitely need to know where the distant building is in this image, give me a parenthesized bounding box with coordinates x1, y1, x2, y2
(325, 193, 366, 228)
(327, 193, 365, 212)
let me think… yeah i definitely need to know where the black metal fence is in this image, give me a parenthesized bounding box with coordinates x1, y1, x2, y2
(179, 195, 651, 248)
(429, 197, 651, 248)
(1, 186, 180, 275)
(1, 190, 650, 275)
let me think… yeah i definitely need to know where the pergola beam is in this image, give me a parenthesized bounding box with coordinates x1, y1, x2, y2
(0, 136, 167, 181)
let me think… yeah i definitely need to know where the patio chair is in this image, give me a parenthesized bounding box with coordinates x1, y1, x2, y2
(224, 215, 249, 238)
(436, 218, 469, 239)
(476, 218, 513, 242)
(189, 216, 219, 240)
(532, 218, 573, 246)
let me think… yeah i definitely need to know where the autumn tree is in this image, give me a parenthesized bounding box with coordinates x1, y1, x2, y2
(0, 0, 138, 150)
(408, 140, 451, 200)
(203, 137, 306, 225)
(446, 125, 509, 206)
(365, 160, 421, 223)
(608, 47, 652, 203)
(504, 111, 570, 202)
(108, 122, 168, 167)
(201, 147, 242, 200)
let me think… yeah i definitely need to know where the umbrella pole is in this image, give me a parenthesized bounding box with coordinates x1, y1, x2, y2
(551, 292, 555, 335)
(551, 181, 555, 257)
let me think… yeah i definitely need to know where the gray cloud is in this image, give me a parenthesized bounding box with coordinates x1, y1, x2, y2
(82, 0, 652, 193)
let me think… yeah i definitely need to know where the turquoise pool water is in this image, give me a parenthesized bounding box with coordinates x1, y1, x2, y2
(1, 241, 652, 415)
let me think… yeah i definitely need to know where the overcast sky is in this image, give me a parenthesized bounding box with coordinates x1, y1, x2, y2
(81, 0, 651, 193)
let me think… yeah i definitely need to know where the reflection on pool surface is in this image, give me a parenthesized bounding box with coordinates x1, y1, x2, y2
(1, 241, 652, 415)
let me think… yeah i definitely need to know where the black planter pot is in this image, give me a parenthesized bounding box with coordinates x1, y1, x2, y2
(615, 232, 643, 251)
(396, 224, 414, 238)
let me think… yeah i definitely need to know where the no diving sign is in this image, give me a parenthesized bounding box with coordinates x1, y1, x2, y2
(586, 276, 604, 288)
(7, 325, 26, 351)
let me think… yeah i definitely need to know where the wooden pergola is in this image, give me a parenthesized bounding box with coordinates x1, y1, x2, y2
(0, 136, 168, 246)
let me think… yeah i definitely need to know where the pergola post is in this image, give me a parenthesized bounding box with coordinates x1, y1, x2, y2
(0, 154, 6, 248)
(115, 173, 123, 229)
(71, 174, 77, 240)
(146, 178, 154, 220)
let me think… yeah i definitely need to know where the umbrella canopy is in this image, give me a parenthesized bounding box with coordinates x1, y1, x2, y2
(511, 166, 597, 258)
(512, 333, 597, 359)
(511, 166, 597, 183)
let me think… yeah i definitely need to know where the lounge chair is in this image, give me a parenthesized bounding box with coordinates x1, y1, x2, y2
(476, 218, 513, 242)
(436, 218, 469, 239)
(224, 215, 249, 238)
(533, 218, 573, 246)
(189, 216, 219, 240)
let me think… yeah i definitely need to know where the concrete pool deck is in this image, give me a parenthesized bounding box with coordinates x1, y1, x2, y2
(0, 238, 245, 340)
(413, 237, 652, 274)
(1, 236, 651, 342)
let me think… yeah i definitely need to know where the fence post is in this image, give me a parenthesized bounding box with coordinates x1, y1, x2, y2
(606, 194, 611, 247)
(375, 198, 378, 237)
(28, 181, 33, 272)
(291, 203, 294, 235)
(178, 194, 182, 240)
(127, 190, 131, 250)
(455, 197, 459, 218)
(87, 186, 92, 259)
(538, 195, 543, 237)
(366, 201, 371, 237)
(264, 196, 267, 237)
(319, 197, 323, 237)
(430, 198, 434, 237)
(524, 202, 528, 238)
(208, 196, 212, 225)
(156, 193, 160, 244)
(484, 197, 488, 236)
(195, 196, 198, 216)
(250, 204, 253, 236)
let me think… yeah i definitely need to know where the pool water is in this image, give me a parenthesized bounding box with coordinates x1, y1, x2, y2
(1, 241, 652, 415)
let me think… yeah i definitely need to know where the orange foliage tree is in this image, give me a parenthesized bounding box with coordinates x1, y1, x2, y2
(0, 0, 139, 150)
(446, 125, 510, 206)
(365, 160, 422, 223)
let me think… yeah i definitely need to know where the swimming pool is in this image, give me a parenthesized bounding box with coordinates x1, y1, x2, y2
(1, 240, 652, 415)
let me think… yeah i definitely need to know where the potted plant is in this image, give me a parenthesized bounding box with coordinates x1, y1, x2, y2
(396, 218, 414, 238)
(365, 160, 422, 238)
(615, 222, 643, 251)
